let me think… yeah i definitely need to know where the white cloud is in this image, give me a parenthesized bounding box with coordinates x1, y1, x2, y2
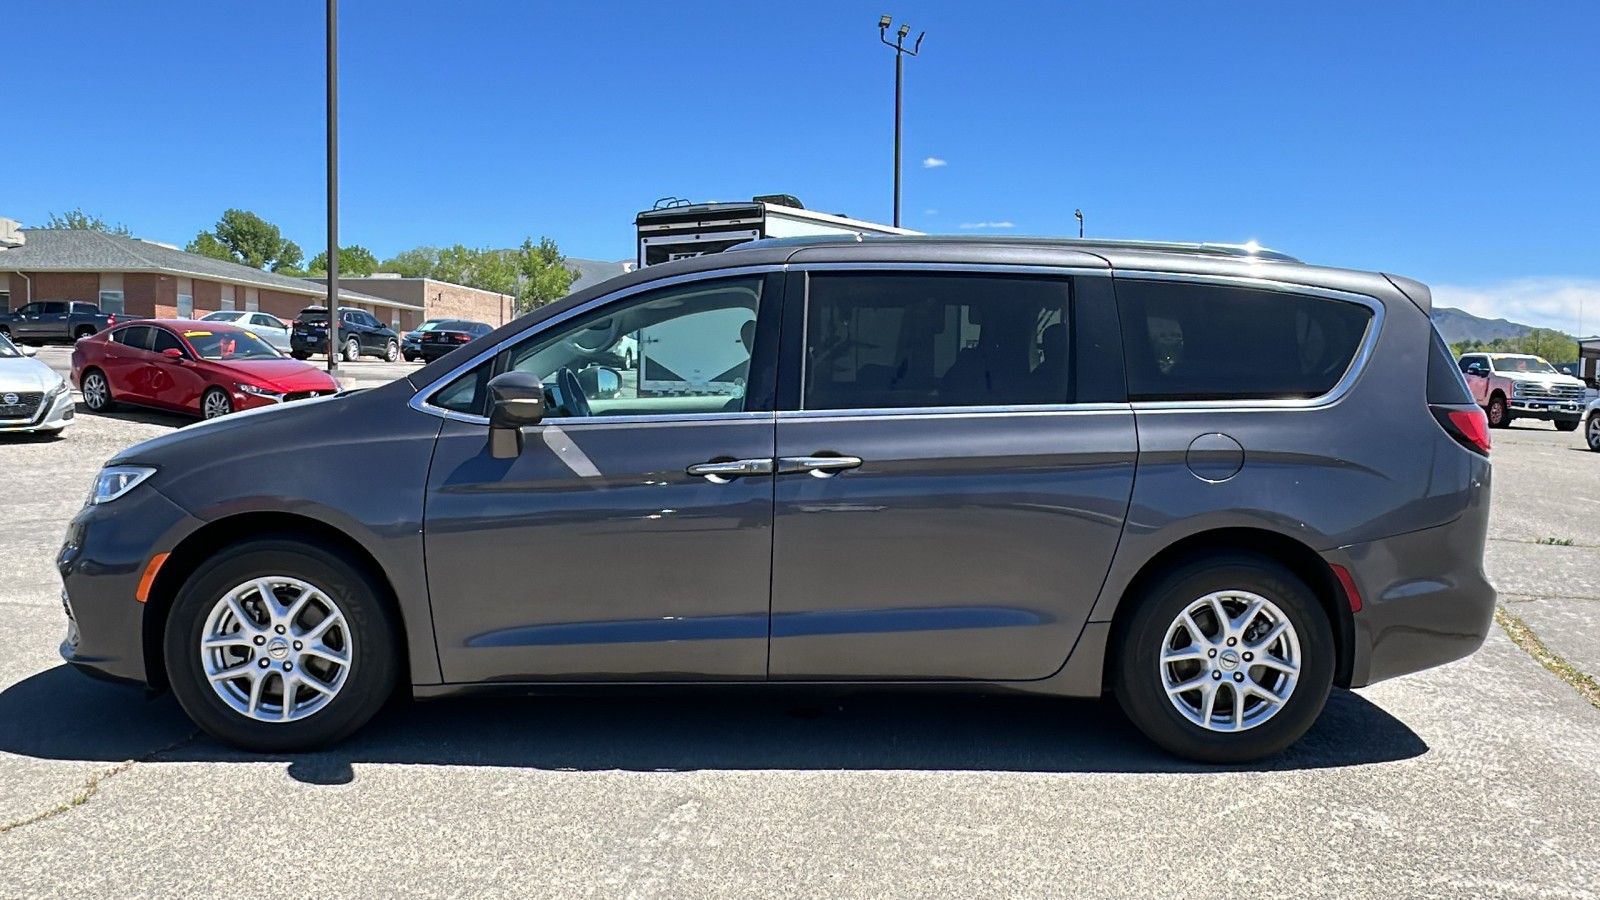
(922, 157, 947, 168)
(958, 221, 1015, 229)
(923, 208, 938, 216)
(1430, 277, 1600, 335)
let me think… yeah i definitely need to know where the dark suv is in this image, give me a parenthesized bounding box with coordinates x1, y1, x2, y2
(57, 236, 1494, 763)
(289, 306, 400, 362)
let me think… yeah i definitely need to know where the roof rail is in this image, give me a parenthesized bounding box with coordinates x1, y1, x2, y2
(727, 234, 1300, 263)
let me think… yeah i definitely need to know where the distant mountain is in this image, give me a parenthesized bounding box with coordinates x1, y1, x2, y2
(1430, 307, 1534, 345)
(565, 258, 632, 291)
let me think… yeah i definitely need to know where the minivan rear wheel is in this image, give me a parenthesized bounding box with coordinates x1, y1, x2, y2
(164, 538, 399, 752)
(1113, 554, 1335, 764)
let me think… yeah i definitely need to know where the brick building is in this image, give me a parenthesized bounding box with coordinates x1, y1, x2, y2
(0, 227, 422, 326)
(303, 275, 515, 330)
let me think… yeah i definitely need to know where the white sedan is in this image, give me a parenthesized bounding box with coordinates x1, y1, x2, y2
(0, 333, 73, 436)
(198, 310, 292, 352)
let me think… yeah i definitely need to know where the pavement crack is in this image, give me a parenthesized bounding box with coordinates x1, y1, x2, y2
(0, 728, 200, 836)
(1500, 592, 1600, 603)
(1495, 605, 1600, 711)
(1489, 537, 1595, 549)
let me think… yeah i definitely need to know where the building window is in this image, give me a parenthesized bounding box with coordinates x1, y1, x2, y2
(245, 288, 259, 312)
(178, 294, 194, 318)
(98, 291, 126, 314)
(0, 291, 9, 313)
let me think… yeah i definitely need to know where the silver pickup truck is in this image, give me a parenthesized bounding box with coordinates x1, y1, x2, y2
(1458, 352, 1587, 430)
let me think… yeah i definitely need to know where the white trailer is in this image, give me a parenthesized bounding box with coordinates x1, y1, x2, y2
(634, 194, 917, 268)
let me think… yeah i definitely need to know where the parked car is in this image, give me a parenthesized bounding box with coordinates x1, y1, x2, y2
(289, 306, 400, 362)
(401, 318, 451, 362)
(58, 236, 1494, 763)
(72, 320, 339, 420)
(416, 319, 493, 362)
(199, 310, 292, 353)
(0, 332, 73, 435)
(1459, 352, 1587, 430)
(1583, 397, 1600, 451)
(0, 300, 126, 345)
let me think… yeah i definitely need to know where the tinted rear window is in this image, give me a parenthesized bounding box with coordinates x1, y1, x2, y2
(1428, 326, 1474, 404)
(1116, 280, 1373, 401)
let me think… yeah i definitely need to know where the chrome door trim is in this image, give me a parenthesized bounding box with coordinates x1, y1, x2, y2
(1111, 269, 1386, 413)
(407, 264, 788, 424)
(791, 262, 1110, 278)
(777, 403, 1131, 422)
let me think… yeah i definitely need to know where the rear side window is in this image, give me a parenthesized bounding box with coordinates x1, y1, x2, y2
(1116, 280, 1372, 401)
(41, 302, 67, 314)
(1429, 329, 1475, 404)
(803, 272, 1073, 410)
(113, 325, 154, 350)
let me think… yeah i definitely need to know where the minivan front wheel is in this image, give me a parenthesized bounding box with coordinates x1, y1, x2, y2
(164, 538, 398, 752)
(1113, 555, 1334, 764)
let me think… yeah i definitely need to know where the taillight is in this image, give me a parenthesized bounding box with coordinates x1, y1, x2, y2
(452, 333, 472, 342)
(107, 314, 116, 327)
(1431, 405, 1490, 456)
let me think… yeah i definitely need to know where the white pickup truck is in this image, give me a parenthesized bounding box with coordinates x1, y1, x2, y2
(1458, 352, 1587, 431)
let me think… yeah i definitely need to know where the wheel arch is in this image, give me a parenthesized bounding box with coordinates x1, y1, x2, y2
(1100, 527, 1355, 691)
(143, 511, 412, 692)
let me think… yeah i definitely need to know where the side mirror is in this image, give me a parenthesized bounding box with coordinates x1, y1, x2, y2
(162, 348, 185, 361)
(487, 371, 546, 459)
(20, 345, 37, 358)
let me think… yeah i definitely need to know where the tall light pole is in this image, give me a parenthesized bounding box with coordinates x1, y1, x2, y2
(879, 15, 924, 229)
(1074, 209, 1084, 238)
(325, 0, 340, 377)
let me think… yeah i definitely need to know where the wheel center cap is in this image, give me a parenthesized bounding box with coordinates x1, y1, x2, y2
(1219, 649, 1241, 671)
(266, 638, 290, 660)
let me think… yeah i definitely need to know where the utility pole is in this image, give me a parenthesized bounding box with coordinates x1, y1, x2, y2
(1074, 209, 1084, 238)
(326, 0, 340, 378)
(879, 16, 924, 229)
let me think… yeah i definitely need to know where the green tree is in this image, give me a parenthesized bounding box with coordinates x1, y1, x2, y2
(1449, 329, 1579, 365)
(187, 209, 301, 271)
(308, 245, 379, 277)
(379, 246, 439, 278)
(512, 236, 577, 312)
(41, 208, 132, 236)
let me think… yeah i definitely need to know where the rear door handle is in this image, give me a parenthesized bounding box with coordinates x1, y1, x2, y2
(687, 458, 775, 483)
(777, 455, 863, 477)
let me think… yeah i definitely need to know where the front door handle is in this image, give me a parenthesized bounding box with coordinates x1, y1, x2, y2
(778, 455, 863, 477)
(687, 458, 775, 483)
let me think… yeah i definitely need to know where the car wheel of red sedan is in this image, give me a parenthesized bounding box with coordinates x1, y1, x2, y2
(81, 368, 116, 412)
(202, 388, 234, 419)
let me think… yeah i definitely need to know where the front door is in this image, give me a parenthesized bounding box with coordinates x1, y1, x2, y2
(768, 269, 1137, 681)
(424, 273, 783, 683)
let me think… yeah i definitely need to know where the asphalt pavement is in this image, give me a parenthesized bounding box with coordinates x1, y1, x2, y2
(1, 368, 1597, 899)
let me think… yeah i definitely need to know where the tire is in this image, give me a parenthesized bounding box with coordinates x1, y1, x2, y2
(74, 326, 96, 341)
(291, 351, 310, 361)
(164, 537, 399, 752)
(80, 368, 115, 412)
(201, 387, 233, 419)
(0, 326, 9, 339)
(1586, 414, 1600, 451)
(1486, 394, 1511, 428)
(625, 350, 635, 369)
(1112, 554, 1335, 764)
(1554, 419, 1579, 432)
(343, 337, 360, 363)
(385, 340, 399, 363)
(403, 353, 418, 363)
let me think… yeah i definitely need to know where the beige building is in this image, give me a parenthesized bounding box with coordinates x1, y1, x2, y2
(305, 275, 515, 332)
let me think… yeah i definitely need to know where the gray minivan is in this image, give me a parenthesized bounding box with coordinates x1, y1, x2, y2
(58, 237, 1495, 763)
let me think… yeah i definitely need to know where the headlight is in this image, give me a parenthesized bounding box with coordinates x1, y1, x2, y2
(46, 378, 69, 399)
(89, 466, 156, 506)
(236, 383, 284, 400)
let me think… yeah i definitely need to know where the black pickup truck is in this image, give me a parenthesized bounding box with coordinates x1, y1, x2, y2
(0, 301, 124, 345)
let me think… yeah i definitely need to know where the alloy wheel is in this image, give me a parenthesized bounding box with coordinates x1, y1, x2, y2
(1159, 590, 1301, 733)
(386, 341, 399, 362)
(83, 372, 108, 410)
(1588, 415, 1600, 451)
(199, 576, 353, 723)
(202, 390, 232, 419)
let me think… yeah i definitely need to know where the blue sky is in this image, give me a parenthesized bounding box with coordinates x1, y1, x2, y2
(4, 1, 1598, 330)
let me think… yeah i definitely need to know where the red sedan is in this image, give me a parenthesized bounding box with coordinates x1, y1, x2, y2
(72, 319, 339, 419)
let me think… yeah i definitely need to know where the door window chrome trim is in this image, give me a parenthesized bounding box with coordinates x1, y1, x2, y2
(791, 261, 1109, 278)
(407, 265, 787, 424)
(777, 403, 1131, 422)
(1112, 270, 1385, 412)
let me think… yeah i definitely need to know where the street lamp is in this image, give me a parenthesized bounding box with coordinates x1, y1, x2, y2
(878, 15, 924, 229)
(1074, 209, 1084, 238)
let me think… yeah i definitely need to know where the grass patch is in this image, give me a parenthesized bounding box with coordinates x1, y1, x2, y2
(0, 761, 134, 834)
(1535, 537, 1576, 546)
(1495, 606, 1600, 710)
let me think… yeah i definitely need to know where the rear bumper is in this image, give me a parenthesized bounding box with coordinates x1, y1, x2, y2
(1331, 513, 1496, 688)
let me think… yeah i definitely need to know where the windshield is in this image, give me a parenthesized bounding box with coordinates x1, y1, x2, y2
(200, 312, 241, 322)
(183, 329, 282, 360)
(417, 320, 447, 332)
(0, 335, 19, 359)
(1492, 356, 1558, 374)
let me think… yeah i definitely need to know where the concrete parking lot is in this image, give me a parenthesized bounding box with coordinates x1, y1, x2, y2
(1, 357, 1597, 899)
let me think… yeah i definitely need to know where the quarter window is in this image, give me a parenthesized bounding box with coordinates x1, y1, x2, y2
(1116, 280, 1372, 401)
(802, 272, 1073, 410)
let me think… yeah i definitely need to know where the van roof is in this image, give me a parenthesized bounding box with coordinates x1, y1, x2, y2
(727, 234, 1301, 263)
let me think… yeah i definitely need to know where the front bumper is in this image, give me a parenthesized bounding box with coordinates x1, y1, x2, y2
(59, 483, 203, 686)
(1508, 397, 1583, 421)
(0, 387, 74, 433)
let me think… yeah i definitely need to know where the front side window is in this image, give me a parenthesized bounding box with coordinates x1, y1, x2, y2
(184, 328, 279, 360)
(431, 276, 764, 419)
(803, 272, 1073, 411)
(40, 302, 67, 315)
(1458, 354, 1482, 375)
(1116, 280, 1373, 402)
